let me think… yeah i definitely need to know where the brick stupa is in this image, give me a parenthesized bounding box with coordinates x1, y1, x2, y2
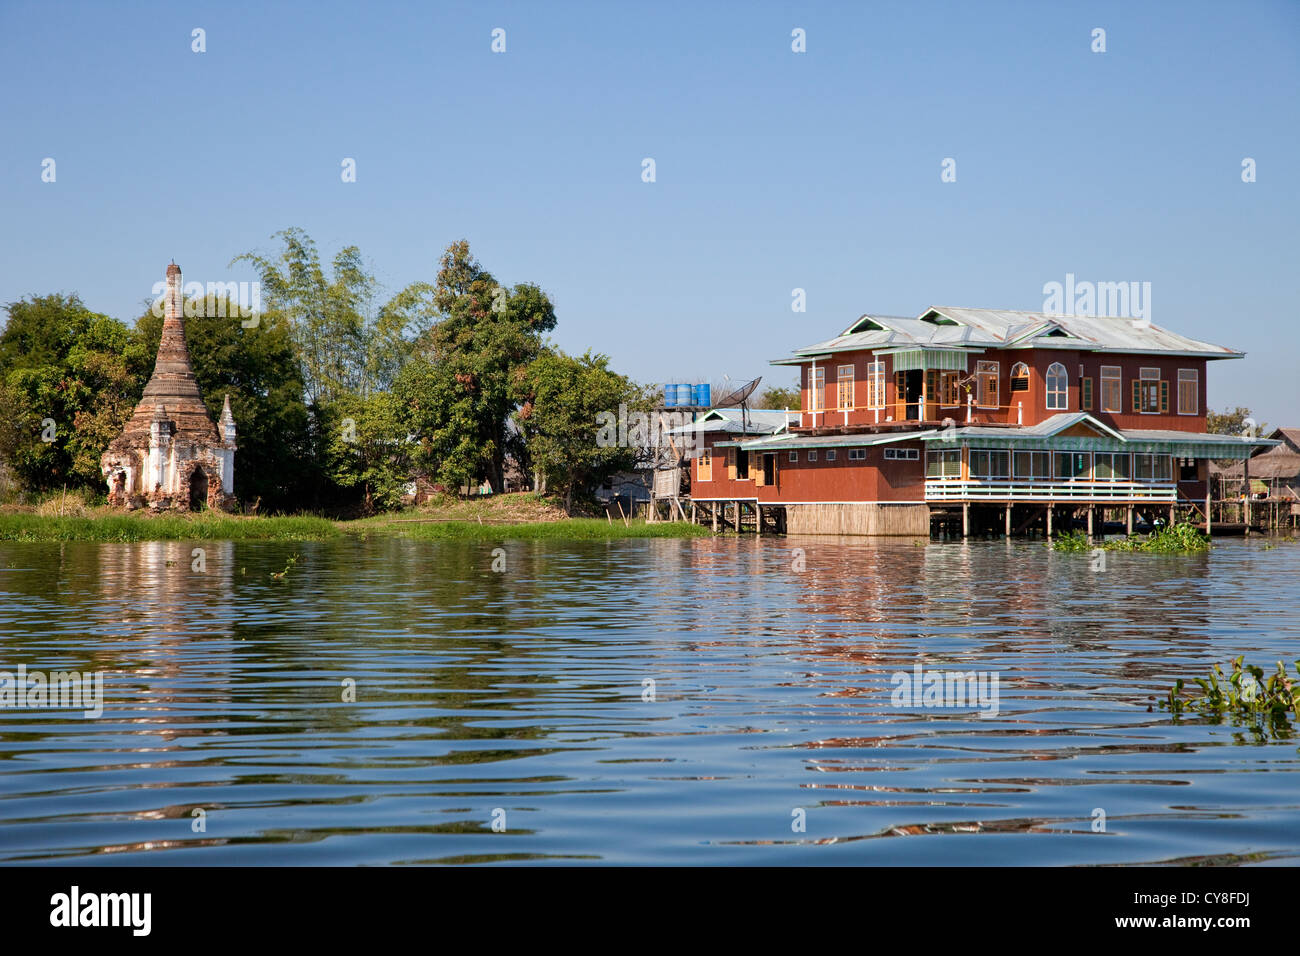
(101, 262, 236, 510)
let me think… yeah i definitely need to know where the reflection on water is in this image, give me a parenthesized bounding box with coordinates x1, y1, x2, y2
(0, 535, 1297, 865)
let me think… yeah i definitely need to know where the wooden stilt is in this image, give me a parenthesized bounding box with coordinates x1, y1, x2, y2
(1046, 504, 1053, 538)
(962, 501, 969, 537)
(1126, 505, 1133, 536)
(756, 503, 762, 536)
(1205, 492, 1212, 536)
(1087, 505, 1094, 538)
(1005, 504, 1012, 538)
(711, 502, 718, 534)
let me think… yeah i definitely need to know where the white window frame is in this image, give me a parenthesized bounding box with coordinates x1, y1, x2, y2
(826, 449, 837, 461)
(1139, 367, 1161, 414)
(837, 364, 854, 411)
(1177, 368, 1198, 415)
(788, 451, 798, 463)
(866, 360, 886, 409)
(1046, 362, 1068, 410)
(848, 448, 866, 461)
(1100, 366, 1121, 413)
(808, 450, 818, 462)
(969, 448, 1010, 479)
(976, 361, 1000, 408)
(1013, 450, 1051, 479)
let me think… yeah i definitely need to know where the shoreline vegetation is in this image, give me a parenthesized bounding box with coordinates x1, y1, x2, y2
(0, 491, 708, 543)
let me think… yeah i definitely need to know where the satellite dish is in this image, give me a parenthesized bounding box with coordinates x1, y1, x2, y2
(714, 377, 761, 407)
(714, 376, 762, 432)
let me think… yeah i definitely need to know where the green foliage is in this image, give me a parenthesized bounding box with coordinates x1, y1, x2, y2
(270, 553, 299, 580)
(1050, 529, 1093, 552)
(319, 390, 411, 513)
(1053, 522, 1210, 553)
(0, 294, 150, 493)
(1207, 406, 1266, 438)
(1160, 657, 1300, 738)
(757, 385, 800, 410)
(513, 349, 644, 513)
(233, 229, 373, 406)
(404, 240, 556, 493)
(135, 297, 312, 512)
(0, 512, 340, 542)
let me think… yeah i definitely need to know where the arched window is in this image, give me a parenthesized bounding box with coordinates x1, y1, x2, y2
(1046, 363, 1068, 410)
(1010, 363, 1030, 392)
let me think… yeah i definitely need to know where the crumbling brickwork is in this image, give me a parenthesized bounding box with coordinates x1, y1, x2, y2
(101, 263, 237, 511)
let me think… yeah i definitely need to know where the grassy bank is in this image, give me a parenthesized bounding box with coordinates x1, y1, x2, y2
(0, 500, 707, 542)
(0, 512, 342, 542)
(347, 516, 708, 540)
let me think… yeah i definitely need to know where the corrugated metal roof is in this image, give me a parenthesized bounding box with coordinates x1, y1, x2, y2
(775, 306, 1244, 364)
(730, 430, 937, 451)
(918, 418, 1280, 459)
(662, 408, 797, 436)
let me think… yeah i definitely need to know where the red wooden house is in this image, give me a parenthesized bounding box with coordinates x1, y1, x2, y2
(685, 308, 1276, 535)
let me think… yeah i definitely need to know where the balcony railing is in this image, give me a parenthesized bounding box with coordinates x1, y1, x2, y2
(925, 479, 1176, 502)
(803, 396, 1025, 429)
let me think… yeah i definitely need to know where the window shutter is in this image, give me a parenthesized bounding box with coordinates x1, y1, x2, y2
(1159, 380, 1169, 413)
(727, 448, 736, 479)
(754, 458, 765, 486)
(1081, 377, 1093, 411)
(1132, 379, 1141, 412)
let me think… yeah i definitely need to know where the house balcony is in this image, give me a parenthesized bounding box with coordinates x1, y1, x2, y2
(801, 397, 1026, 431)
(924, 478, 1177, 503)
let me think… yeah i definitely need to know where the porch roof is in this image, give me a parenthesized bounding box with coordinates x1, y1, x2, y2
(726, 430, 938, 452)
(918, 414, 1280, 458)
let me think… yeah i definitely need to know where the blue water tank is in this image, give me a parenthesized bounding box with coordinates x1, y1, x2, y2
(694, 383, 711, 408)
(663, 384, 679, 408)
(676, 384, 694, 407)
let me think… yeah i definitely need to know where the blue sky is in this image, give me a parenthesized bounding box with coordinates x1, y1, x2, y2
(1, 0, 1296, 424)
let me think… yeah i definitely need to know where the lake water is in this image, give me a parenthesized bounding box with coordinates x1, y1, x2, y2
(0, 535, 1297, 865)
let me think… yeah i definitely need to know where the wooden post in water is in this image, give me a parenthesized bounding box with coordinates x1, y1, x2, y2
(1005, 504, 1012, 538)
(1205, 491, 1212, 536)
(1243, 457, 1251, 535)
(1046, 504, 1053, 538)
(711, 502, 718, 534)
(756, 503, 762, 536)
(1126, 505, 1133, 536)
(962, 501, 969, 537)
(1087, 505, 1094, 538)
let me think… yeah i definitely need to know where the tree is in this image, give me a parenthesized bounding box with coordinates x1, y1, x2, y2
(320, 390, 411, 514)
(234, 228, 379, 406)
(403, 240, 557, 492)
(1207, 406, 1267, 438)
(758, 384, 800, 410)
(0, 294, 150, 494)
(514, 350, 642, 513)
(135, 295, 311, 511)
